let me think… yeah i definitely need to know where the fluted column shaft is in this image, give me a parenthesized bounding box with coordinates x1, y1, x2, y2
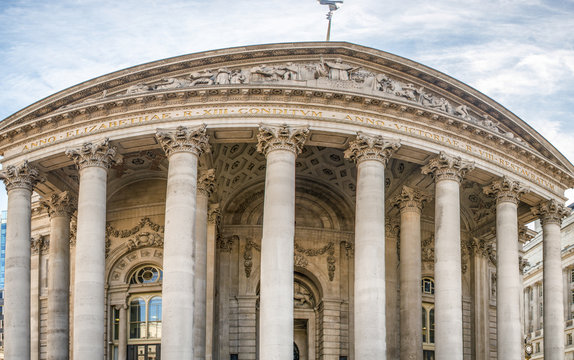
(156, 125, 210, 360)
(0, 161, 41, 360)
(394, 187, 427, 360)
(67, 139, 119, 360)
(422, 152, 474, 360)
(257, 124, 308, 360)
(43, 192, 76, 360)
(534, 200, 569, 360)
(345, 132, 400, 359)
(485, 178, 528, 360)
(194, 170, 215, 360)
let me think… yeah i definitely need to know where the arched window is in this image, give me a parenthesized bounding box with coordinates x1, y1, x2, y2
(130, 265, 162, 285)
(128, 296, 163, 340)
(421, 277, 435, 295)
(129, 298, 146, 339)
(148, 296, 162, 338)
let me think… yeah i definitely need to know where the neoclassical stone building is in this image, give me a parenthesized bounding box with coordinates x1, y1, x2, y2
(0, 42, 572, 360)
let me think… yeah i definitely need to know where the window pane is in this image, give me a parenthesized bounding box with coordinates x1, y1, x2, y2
(113, 308, 120, 341)
(148, 297, 162, 321)
(422, 307, 427, 343)
(429, 309, 435, 343)
(129, 298, 146, 339)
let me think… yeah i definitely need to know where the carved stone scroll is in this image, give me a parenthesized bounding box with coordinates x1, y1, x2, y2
(155, 124, 210, 157)
(344, 132, 400, 166)
(66, 138, 121, 170)
(0, 160, 43, 191)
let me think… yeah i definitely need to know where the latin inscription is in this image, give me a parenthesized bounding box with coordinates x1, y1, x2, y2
(20, 106, 555, 191)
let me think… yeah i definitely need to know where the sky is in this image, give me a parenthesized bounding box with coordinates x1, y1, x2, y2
(0, 0, 573, 207)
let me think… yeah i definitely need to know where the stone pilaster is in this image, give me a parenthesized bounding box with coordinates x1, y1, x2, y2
(385, 220, 400, 360)
(393, 186, 428, 360)
(156, 125, 209, 360)
(195, 169, 215, 360)
(66, 138, 120, 360)
(117, 304, 128, 360)
(345, 132, 400, 359)
(257, 124, 308, 360)
(206, 204, 221, 360)
(532, 199, 570, 360)
(484, 177, 528, 360)
(42, 191, 77, 360)
(0, 161, 42, 360)
(421, 152, 474, 360)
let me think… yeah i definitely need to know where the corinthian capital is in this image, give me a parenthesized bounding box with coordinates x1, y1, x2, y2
(66, 138, 121, 170)
(257, 124, 309, 156)
(421, 152, 474, 183)
(483, 177, 529, 205)
(344, 132, 400, 165)
(197, 169, 216, 197)
(155, 124, 210, 157)
(0, 160, 43, 192)
(392, 185, 429, 213)
(41, 191, 77, 218)
(532, 199, 570, 226)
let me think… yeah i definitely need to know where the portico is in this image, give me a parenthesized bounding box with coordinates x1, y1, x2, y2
(0, 42, 572, 360)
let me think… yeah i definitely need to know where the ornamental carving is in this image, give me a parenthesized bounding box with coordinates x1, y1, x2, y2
(294, 280, 316, 309)
(0, 160, 43, 191)
(466, 237, 496, 265)
(344, 132, 400, 166)
(208, 204, 222, 225)
(421, 152, 475, 183)
(106, 217, 164, 257)
(31, 235, 49, 255)
(392, 186, 429, 213)
(69, 218, 77, 247)
(243, 239, 261, 278)
(518, 225, 535, 244)
(64, 58, 525, 144)
(66, 138, 121, 170)
(155, 124, 210, 157)
(217, 234, 236, 253)
(483, 177, 529, 205)
(256, 124, 309, 156)
(242, 239, 338, 281)
(197, 169, 216, 197)
(421, 235, 434, 271)
(126, 232, 164, 251)
(41, 191, 77, 218)
(532, 199, 570, 226)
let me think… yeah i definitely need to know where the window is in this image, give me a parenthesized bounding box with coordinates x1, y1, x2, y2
(129, 298, 146, 339)
(571, 289, 574, 305)
(536, 342, 541, 353)
(539, 284, 543, 297)
(112, 308, 120, 341)
(571, 269, 574, 283)
(130, 266, 162, 285)
(422, 306, 435, 345)
(421, 278, 435, 295)
(529, 287, 533, 301)
(568, 333, 573, 346)
(129, 296, 162, 340)
(539, 303, 543, 317)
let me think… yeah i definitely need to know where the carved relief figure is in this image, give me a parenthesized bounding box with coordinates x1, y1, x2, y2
(319, 57, 356, 81)
(156, 77, 193, 90)
(230, 70, 247, 84)
(189, 70, 215, 86)
(294, 282, 314, 308)
(215, 68, 231, 85)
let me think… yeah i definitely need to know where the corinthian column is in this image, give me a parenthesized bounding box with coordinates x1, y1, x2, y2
(345, 132, 400, 359)
(195, 169, 215, 360)
(66, 139, 120, 360)
(393, 186, 428, 360)
(42, 192, 77, 360)
(484, 177, 528, 360)
(156, 125, 210, 360)
(257, 124, 308, 360)
(421, 152, 474, 360)
(0, 161, 42, 360)
(532, 200, 570, 360)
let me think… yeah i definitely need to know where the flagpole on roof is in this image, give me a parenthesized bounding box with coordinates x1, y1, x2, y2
(317, 0, 343, 41)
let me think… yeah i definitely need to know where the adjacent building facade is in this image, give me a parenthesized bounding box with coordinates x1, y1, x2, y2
(0, 42, 573, 360)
